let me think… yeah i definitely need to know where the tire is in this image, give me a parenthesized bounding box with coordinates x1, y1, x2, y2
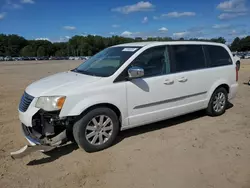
(236, 61, 240, 71)
(73, 107, 119, 152)
(206, 87, 228, 116)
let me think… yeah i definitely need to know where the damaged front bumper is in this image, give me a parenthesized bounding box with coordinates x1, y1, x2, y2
(11, 109, 73, 159)
(22, 122, 68, 147)
(10, 145, 55, 159)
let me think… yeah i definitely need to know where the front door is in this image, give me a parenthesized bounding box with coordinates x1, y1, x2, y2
(126, 45, 178, 126)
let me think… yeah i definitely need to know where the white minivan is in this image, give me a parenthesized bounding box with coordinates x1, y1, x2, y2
(17, 41, 238, 153)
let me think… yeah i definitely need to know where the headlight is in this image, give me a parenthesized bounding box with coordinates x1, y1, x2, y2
(35, 96, 66, 111)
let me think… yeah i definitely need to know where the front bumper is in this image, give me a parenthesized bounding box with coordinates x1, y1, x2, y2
(19, 97, 40, 145)
(19, 106, 69, 146)
(22, 123, 41, 146)
(19, 98, 39, 127)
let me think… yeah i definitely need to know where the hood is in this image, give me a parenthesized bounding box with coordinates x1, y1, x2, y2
(26, 71, 102, 97)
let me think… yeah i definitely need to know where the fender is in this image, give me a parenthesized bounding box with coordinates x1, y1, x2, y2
(59, 94, 129, 126)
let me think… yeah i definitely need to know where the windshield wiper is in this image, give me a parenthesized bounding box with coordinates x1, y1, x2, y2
(71, 69, 102, 77)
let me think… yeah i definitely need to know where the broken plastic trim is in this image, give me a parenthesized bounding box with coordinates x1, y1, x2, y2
(10, 129, 68, 159)
(10, 145, 54, 159)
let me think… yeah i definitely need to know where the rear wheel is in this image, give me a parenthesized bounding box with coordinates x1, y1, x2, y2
(206, 87, 228, 116)
(73, 107, 119, 152)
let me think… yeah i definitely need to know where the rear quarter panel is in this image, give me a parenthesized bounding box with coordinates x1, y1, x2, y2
(205, 45, 237, 104)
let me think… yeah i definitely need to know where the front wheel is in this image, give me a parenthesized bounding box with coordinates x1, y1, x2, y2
(73, 107, 119, 152)
(206, 87, 228, 116)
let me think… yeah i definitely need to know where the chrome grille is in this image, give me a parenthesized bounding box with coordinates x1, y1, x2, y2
(19, 92, 34, 112)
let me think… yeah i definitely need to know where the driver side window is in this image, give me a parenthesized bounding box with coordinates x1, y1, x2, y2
(130, 46, 170, 78)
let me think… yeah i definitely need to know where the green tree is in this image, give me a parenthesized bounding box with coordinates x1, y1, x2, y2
(37, 46, 46, 57)
(231, 37, 241, 51)
(28, 40, 53, 56)
(52, 42, 68, 56)
(0, 34, 28, 56)
(20, 45, 36, 57)
(210, 37, 226, 44)
(1, 33, 250, 57)
(240, 36, 250, 51)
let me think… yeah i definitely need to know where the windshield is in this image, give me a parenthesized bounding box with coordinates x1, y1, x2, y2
(73, 46, 140, 77)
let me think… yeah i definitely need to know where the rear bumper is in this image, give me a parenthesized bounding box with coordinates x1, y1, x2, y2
(228, 83, 238, 101)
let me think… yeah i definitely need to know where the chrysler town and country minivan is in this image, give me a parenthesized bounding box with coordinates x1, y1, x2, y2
(17, 41, 238, 153)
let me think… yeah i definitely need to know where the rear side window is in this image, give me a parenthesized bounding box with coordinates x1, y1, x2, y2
(205, 45, 232, 67)
(170, 45, 206, 73)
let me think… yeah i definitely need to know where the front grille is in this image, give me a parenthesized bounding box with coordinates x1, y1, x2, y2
(19, 92, 34, 112)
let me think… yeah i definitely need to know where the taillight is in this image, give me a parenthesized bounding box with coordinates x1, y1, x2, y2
(236, 67, 238, 81)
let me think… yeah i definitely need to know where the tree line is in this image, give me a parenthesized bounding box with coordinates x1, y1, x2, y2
(230, 36, 250, 52)
(0, 33, 249, 57)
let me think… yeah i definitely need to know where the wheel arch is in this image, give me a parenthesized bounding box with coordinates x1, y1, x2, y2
(207, 81, 230, 105)
(216, 84, 229, 94)
(75, 103, 122, 127)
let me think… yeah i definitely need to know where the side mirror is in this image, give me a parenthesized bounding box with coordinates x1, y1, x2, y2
(128, 66, 144, 79)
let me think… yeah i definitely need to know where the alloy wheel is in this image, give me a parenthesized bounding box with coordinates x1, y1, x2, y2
(85, 115, 113, 145)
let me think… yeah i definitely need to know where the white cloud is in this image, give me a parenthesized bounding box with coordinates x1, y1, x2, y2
(163, 12, 196, 18)
(212, 24, 231, 29)
(121, 31, 133, 36)
(158, 27, 168, 32)
(111, 1, 154, 14)
(120, 31, 142, 37)
(217, 0, 247, 12)
(109, 32, 116, 35)
(63, 26, 76, 30)
(231, 29, 237, 34)
(51, 36, 72, 43)
(153, 12, 196, 19)
(21, 0, 35, 4)
(4, 0, 22, 9)
(173, 31, 190, 38)
(112, 24, 120, 28)
(218, 12, 247, 19)
(35, 37, 50, 41)
(0, 12, 6, 20)
(142, 16, 148, 23)
(13, 4, 22, 9)
(230, 30, 237, 35)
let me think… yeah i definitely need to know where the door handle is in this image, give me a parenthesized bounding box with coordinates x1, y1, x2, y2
(178, 77, 188, 82)
(164, 79, 174, 85)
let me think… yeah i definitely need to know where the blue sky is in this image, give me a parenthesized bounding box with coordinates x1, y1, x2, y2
(0, 0, 249, 43)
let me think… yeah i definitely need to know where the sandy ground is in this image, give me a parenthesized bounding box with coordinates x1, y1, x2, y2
(0, 60, 250, 188)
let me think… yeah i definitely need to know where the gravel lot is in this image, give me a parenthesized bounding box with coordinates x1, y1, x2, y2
(0, 60, 250, 188)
